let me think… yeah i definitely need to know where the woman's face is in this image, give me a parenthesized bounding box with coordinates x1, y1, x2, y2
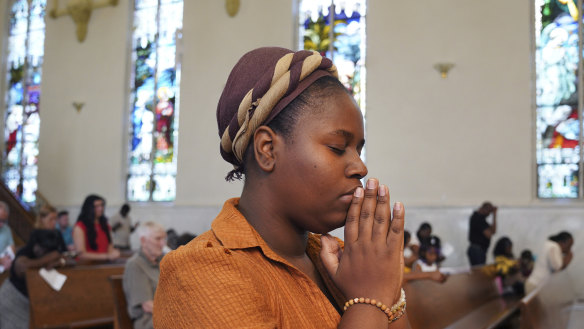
(560, 238, 573, 253)
(93, 199, 104, 218)
(270, 92, 367, 234)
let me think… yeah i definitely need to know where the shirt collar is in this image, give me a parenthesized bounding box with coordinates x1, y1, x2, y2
(138, 249, 161, 267)
(212, 198, 324, 265)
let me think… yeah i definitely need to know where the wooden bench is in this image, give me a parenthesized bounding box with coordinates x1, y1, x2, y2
(108, 274, 133, 329)
(26, 262, 125, 329)
(405, 266, 521, 329)
(520, 270, 577, 329)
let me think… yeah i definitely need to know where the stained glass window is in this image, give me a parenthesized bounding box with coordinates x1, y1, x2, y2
(534, 0, 582, 198)
(128, 0, 183, 202)
(298, 0, 367, 112)
(2, 0, 46, 205)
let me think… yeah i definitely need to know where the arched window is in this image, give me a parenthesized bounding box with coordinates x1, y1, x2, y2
(127, 0, 183, 202)
(534, 0, 582, 198)
(2, 0, 46, 205)
(298, 0, 367, 113)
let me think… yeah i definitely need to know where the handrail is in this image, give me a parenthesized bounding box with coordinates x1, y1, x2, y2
(0, 180, 36, 245)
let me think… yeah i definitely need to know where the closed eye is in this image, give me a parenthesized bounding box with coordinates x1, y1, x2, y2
(328, 146, 345, 155)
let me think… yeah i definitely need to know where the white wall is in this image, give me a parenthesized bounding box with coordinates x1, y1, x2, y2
(0, 0, 541, 208)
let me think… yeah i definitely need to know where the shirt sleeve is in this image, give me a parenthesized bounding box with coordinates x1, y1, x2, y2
(548, 242, 564, 272)
(123, 260, 154, 319)
(153, 242, 277, 329)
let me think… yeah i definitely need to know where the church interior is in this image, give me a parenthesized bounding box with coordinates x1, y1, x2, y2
(0, 0, 583, 328)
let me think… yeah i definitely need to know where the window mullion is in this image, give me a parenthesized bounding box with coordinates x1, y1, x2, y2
(149, 0, 161, 202)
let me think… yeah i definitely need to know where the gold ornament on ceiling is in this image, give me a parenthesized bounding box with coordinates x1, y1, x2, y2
(225, 0, 240, 17)
(49, 0, 119, 42)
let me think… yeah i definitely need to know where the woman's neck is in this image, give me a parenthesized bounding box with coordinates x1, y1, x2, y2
(239, 188, 308, 260)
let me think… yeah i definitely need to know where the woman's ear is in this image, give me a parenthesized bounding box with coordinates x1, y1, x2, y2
(253, 126, 277, 173)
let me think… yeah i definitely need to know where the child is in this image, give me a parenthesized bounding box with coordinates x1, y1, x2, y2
(493, 236, 524, 295)
(413, 243, 440, 272)
(154, 47, 409, 328)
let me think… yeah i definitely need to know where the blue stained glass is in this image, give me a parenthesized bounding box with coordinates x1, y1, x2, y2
(2, 0, 46, 204)
(128, 0, 183, 202)
(534, 0, 581, 198)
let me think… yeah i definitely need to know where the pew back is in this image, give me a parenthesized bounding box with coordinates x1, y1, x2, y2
(26, 263, 124, 329)
(405, 266, 518, 329)
(520, 271, 575, 329)
(109, 274, 133, 329)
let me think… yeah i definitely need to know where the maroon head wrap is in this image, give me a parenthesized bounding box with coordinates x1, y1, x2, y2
(217, 47, 338, 169)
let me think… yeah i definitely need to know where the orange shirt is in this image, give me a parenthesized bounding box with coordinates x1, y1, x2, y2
(153, 198, 346, 328)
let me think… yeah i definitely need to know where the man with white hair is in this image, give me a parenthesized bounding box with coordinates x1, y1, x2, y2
(0, 201, 15, 273)
(123, 221, 167, 329)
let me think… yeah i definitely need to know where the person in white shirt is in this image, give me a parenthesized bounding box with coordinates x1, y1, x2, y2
(525, 231, 573, 294)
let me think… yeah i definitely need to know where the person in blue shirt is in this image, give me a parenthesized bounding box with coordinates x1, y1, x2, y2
(56, 210, 74, 251)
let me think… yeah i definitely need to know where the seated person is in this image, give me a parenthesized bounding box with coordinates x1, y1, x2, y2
(492, 236, 523, 295)
(415, 223, 446, 263)
(0, 229, 66, 328)
(176, 232, 197, 248)
(525, 231, 573, 294)
(519, 249, 534, 278)
(73, 195, 120, 261)
(0, 201, 15, 273)
(56, 210, 75, 251)
(403, 231, 418, 270)
(412, 243, 440, 272)
(123, 221, 167, 329)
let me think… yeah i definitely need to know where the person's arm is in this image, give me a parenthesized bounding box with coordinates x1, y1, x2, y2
(320, 180, 410, 328)
(123, 260, 154, 317)
(490, 207, 497, 235)
(13, 250, 62, 278)
(404, 271, 447, 283)
(111, 223, 122, 232)
(73, 226, 118, 261)
(561, 251, 573, 270)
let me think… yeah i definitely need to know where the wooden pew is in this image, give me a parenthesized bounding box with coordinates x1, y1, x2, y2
(520, 270, 576, 329)
(108, 275, 133, 329)
(26, 262, 125, 329)
(405, 266, 521, 329)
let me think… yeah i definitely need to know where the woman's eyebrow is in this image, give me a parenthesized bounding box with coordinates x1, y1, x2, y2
(329, 129, 354, 139)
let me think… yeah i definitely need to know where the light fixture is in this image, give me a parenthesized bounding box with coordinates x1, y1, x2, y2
(433, 63, 455, 79)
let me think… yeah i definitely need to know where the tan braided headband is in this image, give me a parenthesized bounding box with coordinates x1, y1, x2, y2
(217, 47, 338, 169)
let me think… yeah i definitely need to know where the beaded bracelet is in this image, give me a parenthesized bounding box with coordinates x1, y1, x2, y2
(343, 288, 406, 323)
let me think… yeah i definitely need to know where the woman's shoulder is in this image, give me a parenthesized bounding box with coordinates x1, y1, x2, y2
(74, 221, 86, 230)
(160, 230, 234, 271)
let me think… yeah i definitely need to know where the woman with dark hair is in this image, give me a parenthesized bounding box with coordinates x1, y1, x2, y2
(0, 229, 67, 327)
(492, 236, 524, 294)
(73, 194, 120, 261)
(154, 47, 409, 328)
(525, 231, 574, 294)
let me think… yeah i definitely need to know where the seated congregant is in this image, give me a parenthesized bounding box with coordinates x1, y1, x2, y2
(492, 236, 524, 295)
(403, 231, 418, 270)
(0, 229, 67, 328)
(123, 221, 167, 329)
(412, 242, 440, 272)
(0, 201, 15, 273)
(525, 231, 574, 294)
(56, 210, 75, 251)
(73, 194, 120, 261)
